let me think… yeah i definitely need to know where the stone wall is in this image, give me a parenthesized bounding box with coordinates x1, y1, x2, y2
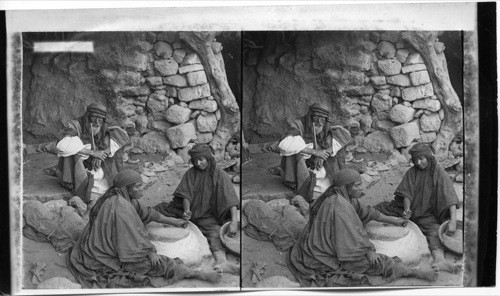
(23, 32, 235, 160)
(243, 31, 461, 153)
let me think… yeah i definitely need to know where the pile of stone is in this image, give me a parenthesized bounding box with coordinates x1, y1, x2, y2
(336, 31, 446, 153)
(103, 32, 223, 159)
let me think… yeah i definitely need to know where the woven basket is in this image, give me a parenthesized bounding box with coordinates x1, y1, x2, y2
(438, 220, 463, 255)
(220, 221, 240, 256)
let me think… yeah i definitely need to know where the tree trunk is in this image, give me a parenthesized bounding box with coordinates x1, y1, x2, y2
(402, 31, 463, 159)
(179, 32, 240, 160)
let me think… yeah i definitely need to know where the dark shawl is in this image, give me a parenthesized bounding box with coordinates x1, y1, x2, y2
(393, 157, 459, 223)
(168, 163, 239, 224)
(288, 190, 387, 287)
(67, 189, 182, 288)
(58, 114, 130, 202)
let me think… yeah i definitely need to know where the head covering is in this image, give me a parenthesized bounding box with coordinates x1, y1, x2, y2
(308, 102, 330, 118)
(409, 143, 433, 159)
(86, 169, 142, 241)
(87, 103, 108, 119)
(188, 143, 214, 160)
(114, 169, 142, 188)
(309, 168, 361, 228)
(332, 169, 362, 187)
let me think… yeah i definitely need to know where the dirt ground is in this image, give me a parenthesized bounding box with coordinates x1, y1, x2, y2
(21, 153, 240, 290)
(21, 149, 465, 290)
(241, 151, 464, 289)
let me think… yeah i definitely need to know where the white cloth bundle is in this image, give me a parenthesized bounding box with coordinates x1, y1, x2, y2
(56, 136, 85, 157)
(278, 136, 313, 158)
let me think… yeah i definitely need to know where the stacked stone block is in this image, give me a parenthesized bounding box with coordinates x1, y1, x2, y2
(102, 32, 220, 155)
(334, 31, 445, 151)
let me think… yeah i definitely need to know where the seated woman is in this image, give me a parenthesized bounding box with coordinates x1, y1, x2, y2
(67, 169, 222, 288)
(154, 144, 240, 275)
(375, 143, 462, 273)
(288, 169, 439, 287)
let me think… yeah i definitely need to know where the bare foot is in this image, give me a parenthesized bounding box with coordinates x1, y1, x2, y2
(214, 261, 240, 275)
(433, 260, 462, 274)
(412, 265, 439, 281)
(199, 268, 223, 283)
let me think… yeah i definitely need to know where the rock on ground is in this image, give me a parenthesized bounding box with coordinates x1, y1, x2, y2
(133, 131, 172, 154)
(362, 131, 395, 153)
(390, 121, 420, 148)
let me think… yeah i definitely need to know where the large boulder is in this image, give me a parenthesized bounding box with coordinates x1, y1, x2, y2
(362, 131, 395, 153)
(419, 131, 437, 143)
(165, 104, 191, 124)
(163, 74, 188, 87)
(186, 71, 208, 86)
(196, 113, 218, 133)
(166, 121, 197, 149)
(386, 74, 411, 87)
(370, 76, 386, 86)
(146, 76, 163, 86)
(371, 93, 393, 113)
(390, 121, 420, 148)
(122, 51, 149, 71)
(377, 41, 396, 59)
(409, 70, 431, 86)
(388, 104, 415, 124)
(344, 50, 372, 71)
(188, 98, 218, 113)
(396, 49, 410, 64)
(401, 83, 434, 101)
(133, 132, 172, 154)
(373, 119, 396, 132)
(182, 53, 202, 65)
(377, 59, 402, 76)
(420, 113, 442, 132)
(172, 49, 187, 64)
(404, 52, 424, 65)
(412, 97, 441, 112)
(149, 120, 172, 132)
(147, 91, 169, 113)
(154, 59, 179, 76)
(154, 41, 173, 58)
(178, 83, 211, 102)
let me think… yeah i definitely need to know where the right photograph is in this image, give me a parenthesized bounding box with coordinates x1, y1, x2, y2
(241, 31, 465, 288)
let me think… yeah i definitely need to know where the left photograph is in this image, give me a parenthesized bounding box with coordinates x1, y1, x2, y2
(19, 31, 241, 291)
